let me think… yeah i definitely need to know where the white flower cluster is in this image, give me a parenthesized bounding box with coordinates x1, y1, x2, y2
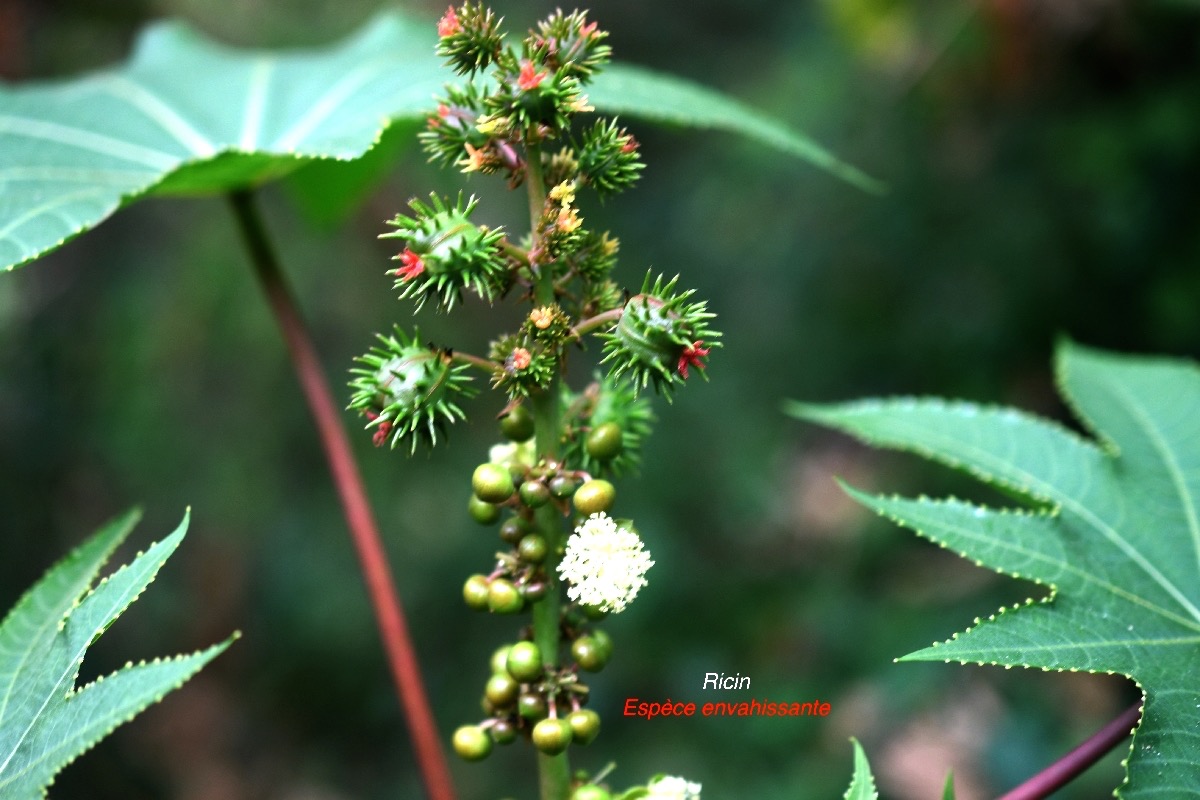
(647, 775, 702, 799)
(556, 512, 653, 613)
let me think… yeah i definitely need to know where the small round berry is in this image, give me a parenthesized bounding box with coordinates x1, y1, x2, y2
(518, 691, 548, 720)
(490, 645, 511, 675)
(548, 474, 578, 498)
(519, 479, 552, 508)
(487, 579, 524, 614)
(567, 708, 601, 745)
(571, 786, 612, 800)
(572, 479, 615, 515)
(452, 725, 492, 761)
(485, 672, 520, 708)
(500, 404, 535, 442)
(499, 516, 529, 545)
(580, 603, 608, 621)
(490, 718, 517, 745)
(468, 495, 501, 525)
(518, 533, 548, 564)
(591, 629, 614, 661)
(532, 718, 573, 755)
(462, 574, 490, 611)
(505, 641, 543, 682)
(585, 422, 624, 461)
(571, 636, 608, 672)
(473, 463, 515, 504)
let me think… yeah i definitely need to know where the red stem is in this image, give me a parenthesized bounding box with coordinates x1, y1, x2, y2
(996, 701, 1141, 800)
(230, 190, 455, 800)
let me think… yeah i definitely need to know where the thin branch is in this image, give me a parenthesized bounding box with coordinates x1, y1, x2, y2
(229, 189, 455, 800)
(572, 307, 623, 338)
(997, 701, 1142, 800)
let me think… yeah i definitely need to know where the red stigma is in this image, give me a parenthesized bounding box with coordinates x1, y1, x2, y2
(437, 6, 461, 37)
(517, 61, 548, 91)
(394, 249, 425, 281)
(677, 341, 711, 379)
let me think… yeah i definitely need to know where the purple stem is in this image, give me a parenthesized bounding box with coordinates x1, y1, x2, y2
(230, 190, 455, 800)
(997, 701, 1141, 800)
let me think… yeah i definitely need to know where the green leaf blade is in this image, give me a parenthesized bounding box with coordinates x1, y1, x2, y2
(0, 510, 232, 797)
(843, 737, 879, 800)
(792, 342, 1200, 798)
(2, 11, 877, 273)
(589, 64, 885, 194)
(0, 639, 232, 800)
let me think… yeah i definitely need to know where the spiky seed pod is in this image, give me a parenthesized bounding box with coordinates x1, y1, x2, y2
(575, 119, 643, 197)
(487, 337, 557, 399)
(543, 147, 581, 190)
(436, 2, 504, 75)
(527, 9, 611, 83)
(525, 304, 573, 344)
(485, 60, 590, 135)
(579, 278, 624, 321)
(600, 273, 721, 399)
(561, 374, 654, 476)
(348, 326, 476, 453)
(569, 231, 620, 284)
(419, 83, 490, 170)
(381, 193, 508, 312)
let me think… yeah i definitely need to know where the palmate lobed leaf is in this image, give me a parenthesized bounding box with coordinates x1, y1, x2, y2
(0, 509, 233, 799)
(786, 340, 1200, 799)
(0, 9, 879, 274)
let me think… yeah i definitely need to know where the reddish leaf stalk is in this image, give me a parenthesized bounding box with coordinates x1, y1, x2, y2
(997, 701, 1141, 800)
(229, 190, 455, 800)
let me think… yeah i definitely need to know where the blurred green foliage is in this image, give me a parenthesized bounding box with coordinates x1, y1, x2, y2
(1, 0, 1193, 798)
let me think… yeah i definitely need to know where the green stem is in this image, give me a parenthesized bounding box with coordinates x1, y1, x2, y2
(524, 136, 572, 800)
(572, 307, 623, 338)
(229, 190, 455, 800)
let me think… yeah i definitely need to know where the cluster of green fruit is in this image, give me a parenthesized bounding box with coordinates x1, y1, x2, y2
(452, 627, 611, 762)
(462, 404, 622, 616)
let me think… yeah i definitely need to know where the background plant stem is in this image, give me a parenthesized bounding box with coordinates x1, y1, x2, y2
(997, 701, 1141, 800)
(228, 189, 455, 800)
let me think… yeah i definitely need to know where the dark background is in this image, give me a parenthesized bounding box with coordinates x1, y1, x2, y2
(1, 0, 1195, 798)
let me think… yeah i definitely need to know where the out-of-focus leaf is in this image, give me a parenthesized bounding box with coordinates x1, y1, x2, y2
(0, 11, 878, 273)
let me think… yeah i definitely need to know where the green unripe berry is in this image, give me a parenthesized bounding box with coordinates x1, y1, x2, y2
(490, 718, 517, 745)
(519, 479, 552, 508)
(468, 494, 501, 524)
(571, 786, 612, 800)
(572, 479, 615, 515)
(567, 708, 601, 745)
(487, 579, 524, 614)
(500, 404, 535, 442)
(517, 533, 548, 564)
(591, 629, 614, 661)
(585, 422, 624, 461)
(485, 672, 520, 708)
(549, 474, 578, 498)
(463, 574, 490, 611)
(473, 462, 515, 503)
(571, 635, 608, 672)
(518, 691, 548, 720)
(499, 516, 528, 545)
(580, 603, 607, 621)
(490, 645, 511, 675)
(532, 718, 573, 755)
(452, 725, 492, 761)
(506, 641, 544, 682)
